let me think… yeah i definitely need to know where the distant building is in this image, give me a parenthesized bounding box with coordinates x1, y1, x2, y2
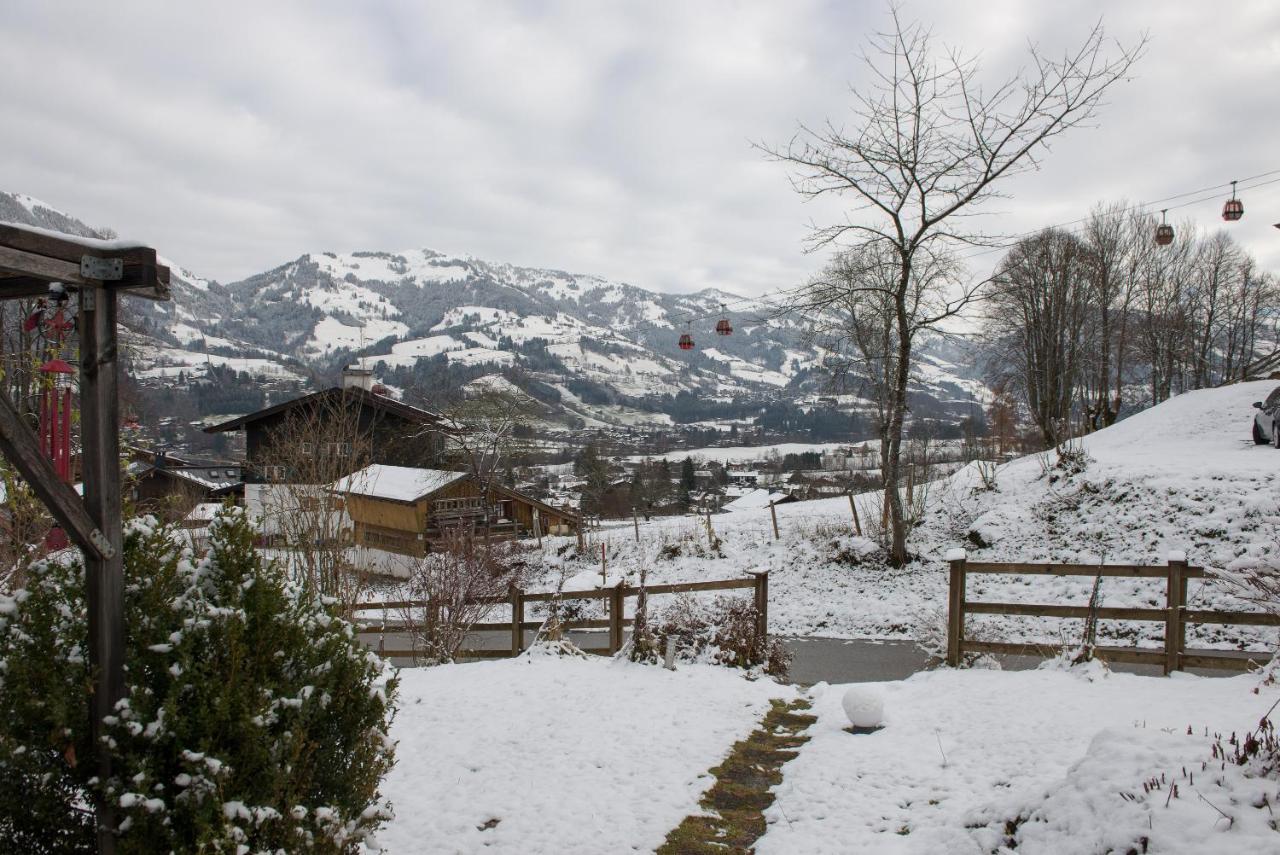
(332, 464, 580, 560)
(203, 367, 449, 537)
(129, 449, 242, 517)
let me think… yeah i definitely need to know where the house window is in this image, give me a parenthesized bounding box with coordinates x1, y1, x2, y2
(433, 497, 484, 515)
(259, 465, 287, 481)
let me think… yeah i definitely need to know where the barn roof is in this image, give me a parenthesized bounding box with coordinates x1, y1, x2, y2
(331, 464, 468, 503)
(203, 386, 444, 433)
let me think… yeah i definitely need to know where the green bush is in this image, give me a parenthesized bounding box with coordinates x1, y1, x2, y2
(0, 507, 397, 852)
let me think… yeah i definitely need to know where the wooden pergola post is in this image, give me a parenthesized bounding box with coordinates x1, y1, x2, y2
(79, 283, 126, 841)
(0, 224, 169, 853)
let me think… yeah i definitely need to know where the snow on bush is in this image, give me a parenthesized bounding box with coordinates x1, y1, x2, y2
(0, 506, 397, 852)
(639, 593, 791, 678)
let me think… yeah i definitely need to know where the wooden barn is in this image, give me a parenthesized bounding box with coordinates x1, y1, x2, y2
(331, 464, 579, 557)
(203, 367, 449, 482)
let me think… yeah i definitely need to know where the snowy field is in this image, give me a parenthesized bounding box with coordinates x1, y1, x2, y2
(375, 653, 794, 853)
(529, 381, 1280, 651)
(758, 667, 1280, 854)
(626, 440, 869, 465)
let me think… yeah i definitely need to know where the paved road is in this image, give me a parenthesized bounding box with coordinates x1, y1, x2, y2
(361, 628, 1257, 684)
(365, 629, 943, 683)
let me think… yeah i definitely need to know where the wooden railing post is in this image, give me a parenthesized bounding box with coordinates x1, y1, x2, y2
(510, 586, 524, 657)
(847, 492, 862, 537)
(946, 550, 967, 667)
(749, 570, 769, 645)
(1165, 553, 1187, 675)
(608, 581, 625, 654)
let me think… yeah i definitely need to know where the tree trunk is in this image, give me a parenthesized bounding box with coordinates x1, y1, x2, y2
(884, 261, 913, 566)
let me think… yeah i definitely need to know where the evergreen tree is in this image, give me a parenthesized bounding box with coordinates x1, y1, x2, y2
(0, 508, 397, 852)
(679, 456, 697, 509)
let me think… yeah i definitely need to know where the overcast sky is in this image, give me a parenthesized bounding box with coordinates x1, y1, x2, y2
(2, 1, 1278, 296)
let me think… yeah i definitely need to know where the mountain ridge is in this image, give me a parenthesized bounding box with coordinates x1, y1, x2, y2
(0, 190, 990, 438)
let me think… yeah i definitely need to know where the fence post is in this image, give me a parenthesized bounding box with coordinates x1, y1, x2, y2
(769, 501, 780, 540)
(633, 507, 640, 543)
(847, 492, 862, 537)
(609, 581, 625, 654)
(946, 550, 967, 667)
(510, 585, 524, 657)
(749, 570, 769, 645)
(1165, 554, 1187, 675)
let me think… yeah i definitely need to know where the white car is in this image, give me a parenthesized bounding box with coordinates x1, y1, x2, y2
(1252, 387, 1280, 445)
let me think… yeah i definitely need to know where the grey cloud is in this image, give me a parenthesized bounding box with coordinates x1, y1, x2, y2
(0, 0, 1276, 294)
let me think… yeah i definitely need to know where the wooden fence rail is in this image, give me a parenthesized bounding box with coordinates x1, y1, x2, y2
(353, 571, 768, 663)
(946, 551, 1277, 674)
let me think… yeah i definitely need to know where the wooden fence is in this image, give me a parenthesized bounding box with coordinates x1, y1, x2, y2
(350, 571, 768, 662)
(946, 552, 1279, 673)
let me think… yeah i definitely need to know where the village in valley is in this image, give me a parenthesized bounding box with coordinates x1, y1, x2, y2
(2, 3, 1280, 854)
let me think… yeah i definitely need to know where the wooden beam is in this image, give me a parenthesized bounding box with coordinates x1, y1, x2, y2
(0, 228, 170, 300)
(963, 561, 1205, 579)
(79, 285, 126, 852)
(0, 275, 71, 298)
(0, 389, 110, 560)
(0, 244, 84, 284)
(0, 223, 155, 265)
(1183, 609, 1280, 627)
(963, 602, 1166, 622)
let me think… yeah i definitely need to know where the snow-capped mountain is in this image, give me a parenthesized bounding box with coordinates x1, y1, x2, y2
(1, 191, 989, 431)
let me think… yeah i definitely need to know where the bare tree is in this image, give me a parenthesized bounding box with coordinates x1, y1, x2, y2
(440, 384, 540, 533)
(762, 5, 1143, 563)
(1080, 202, 1140, 430)
(394, 528, 526, 664)
(985, 229, 1093, 447)
(0, 464, 54, 592)
(255, 391, 373, 611)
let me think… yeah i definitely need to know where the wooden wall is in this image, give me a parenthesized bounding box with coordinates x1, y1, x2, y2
(344, 475, 579, 558)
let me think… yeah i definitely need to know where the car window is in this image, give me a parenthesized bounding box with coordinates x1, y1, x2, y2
(1266, 387, 1280, 409)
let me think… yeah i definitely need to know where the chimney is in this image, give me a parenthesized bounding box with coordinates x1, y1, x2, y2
(341, 366, 375, 392)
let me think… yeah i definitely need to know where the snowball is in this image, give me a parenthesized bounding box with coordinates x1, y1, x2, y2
(841, 686, 885, 729)
(944, 548, 967, 563)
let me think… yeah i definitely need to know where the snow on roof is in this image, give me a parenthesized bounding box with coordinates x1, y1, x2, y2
(184, 502, 225, 523)
(0, 219, 150, 251)
(331, 464, 468, 503)
(723, 488, 792, 512)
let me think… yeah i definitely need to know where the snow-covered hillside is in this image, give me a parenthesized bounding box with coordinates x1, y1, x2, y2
(529, 381, 1280, 651)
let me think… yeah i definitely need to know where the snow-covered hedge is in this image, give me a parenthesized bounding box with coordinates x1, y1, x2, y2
(0, 507, 397, 852)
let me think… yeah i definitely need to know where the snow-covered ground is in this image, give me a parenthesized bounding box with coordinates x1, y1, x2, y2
(376, 653, 793, 853)
(759, 667, 1280, 854)
(531, 381, 1280, 651)
(627, 440, 868, 465)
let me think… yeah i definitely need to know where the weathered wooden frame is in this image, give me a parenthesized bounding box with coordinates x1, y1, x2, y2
(0, 223, 169, 853)
(946, 552, 1278, 674)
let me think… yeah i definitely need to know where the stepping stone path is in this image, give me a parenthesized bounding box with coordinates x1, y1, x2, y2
(658, 697, 816, 854)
